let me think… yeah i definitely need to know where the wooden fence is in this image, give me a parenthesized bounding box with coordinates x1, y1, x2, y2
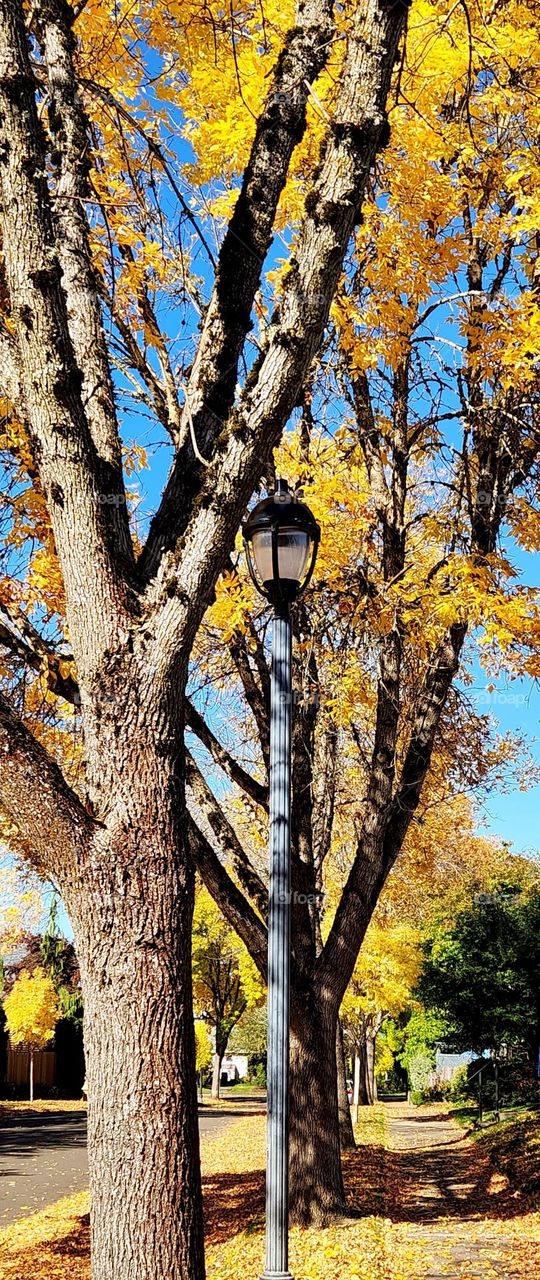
(5, 1045, 57, 1092)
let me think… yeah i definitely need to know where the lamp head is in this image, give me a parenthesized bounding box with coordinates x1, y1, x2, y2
(242, 478, 320, 608)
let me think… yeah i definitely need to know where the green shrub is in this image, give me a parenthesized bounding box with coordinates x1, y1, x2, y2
(423, 1081, 451, 1102)
(449, 1065, 470, 1102)
(252, 1062, 266, 1087)
(410, 1089, 425, 1106)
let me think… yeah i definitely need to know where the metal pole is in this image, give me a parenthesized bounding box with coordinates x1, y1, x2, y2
(261, 605, 293, 1280)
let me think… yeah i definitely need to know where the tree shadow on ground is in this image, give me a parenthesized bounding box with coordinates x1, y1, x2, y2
(203, 1168, 265, 1244)
(202, 1114, 533, 1248)
(481, 1115, 540, 1199)
(199, 1106, 266, 1122)
(48, 1214, 91, 1260)
(0, 1116, 87, 1166)
(393, 1110, 450, 1125)
(5, 1112, 538, 1273)
(343, 1134, 536, 1227)
(5, 1170, 265, 1276)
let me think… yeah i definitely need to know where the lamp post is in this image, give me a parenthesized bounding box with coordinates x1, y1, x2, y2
(243, 479, 320, 1280)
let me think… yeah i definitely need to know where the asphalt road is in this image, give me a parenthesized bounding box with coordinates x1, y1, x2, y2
(0, 1107, 232, 1228)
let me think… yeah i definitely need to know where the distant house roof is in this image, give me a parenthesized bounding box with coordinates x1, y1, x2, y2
(435, 1050, 474, 1071)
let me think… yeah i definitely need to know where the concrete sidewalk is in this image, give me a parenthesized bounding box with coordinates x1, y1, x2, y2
(383, 1103, 528, 1279)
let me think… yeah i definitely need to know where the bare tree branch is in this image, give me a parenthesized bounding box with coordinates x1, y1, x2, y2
(351, 368, 389, 517)
(115, 241, 183, 445)
(186, 749, 267, 917)
(104, 288, 175, 441)
(81, 77, 217, 270)
(0, 601, 79, 704)
(187, 813, 268, 981)
(229, 634, 271, 771)
(185, 697, 268, 810)
(0, 688, 95, 875)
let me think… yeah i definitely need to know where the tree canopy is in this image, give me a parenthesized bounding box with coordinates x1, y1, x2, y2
(4, 965, 59, 1051)
(417, 883, 540, 1061)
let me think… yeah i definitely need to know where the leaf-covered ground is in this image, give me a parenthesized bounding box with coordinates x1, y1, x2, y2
(1, 1103, 539, 1280)
(0, 1101, 87, 1121)
(469, 1110, 540, 1202)
(378, 1104, 540, 1278)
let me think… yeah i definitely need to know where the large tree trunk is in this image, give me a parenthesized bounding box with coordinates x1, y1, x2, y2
(365, 1034, 377, 1106)
(65, 723, 205, 1280)
(212, 1025, 233, 1098)
(353, 1032, 377, 1107)
(336, 1020, 355, 1149)
(352, 1051, 361, 1125)
(289, 992, 345, 1225)
(212, 1050, 224, 1099)
(356, 1039, 371, 1108)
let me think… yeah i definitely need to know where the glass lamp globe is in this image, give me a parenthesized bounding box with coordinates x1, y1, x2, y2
(242, 479, 320, 606)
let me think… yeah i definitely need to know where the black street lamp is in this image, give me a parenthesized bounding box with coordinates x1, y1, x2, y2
(243, 478, 320, 1280)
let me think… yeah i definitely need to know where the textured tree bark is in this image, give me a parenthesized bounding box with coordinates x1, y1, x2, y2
(336, 1021, 355, 1149)
(352, 1051, 361, 1124)
(1, 674, 206, 1280)
(62, 700, 205, 1280)
(289, 994, 344, 1225)
(29, 1047, 34, 1103)
(365, 1034, 377, 1106)
(37, 0, 128, 477)
(211, 1052, 222, 1100)
(67, 835, 204, 1279)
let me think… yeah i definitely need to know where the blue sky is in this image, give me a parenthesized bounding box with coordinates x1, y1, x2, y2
(471, 675, 539, 854)
(463, 538, 540, 855)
